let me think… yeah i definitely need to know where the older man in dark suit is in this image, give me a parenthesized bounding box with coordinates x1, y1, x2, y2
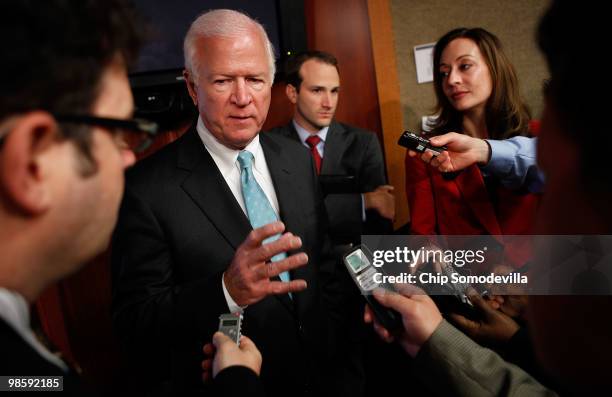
(111, 9, 358, 397)
(269, 51, 395, 245)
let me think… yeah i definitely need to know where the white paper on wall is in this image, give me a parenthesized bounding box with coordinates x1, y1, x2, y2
(414, 43, 435, 84)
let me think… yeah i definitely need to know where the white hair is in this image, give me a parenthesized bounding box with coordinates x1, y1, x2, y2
(183, 9, 276, 82)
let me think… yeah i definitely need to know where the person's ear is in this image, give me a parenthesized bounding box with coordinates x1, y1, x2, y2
(285, 84, 298, 104)
(183, 69, 198, 106)
(0, 112, 58, 215)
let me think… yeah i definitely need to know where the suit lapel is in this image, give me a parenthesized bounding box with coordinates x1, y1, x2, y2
(178, 127, 252, 250)
(261, 138, 303, 233)
(321, 121, 349, 174)
(261, 134, 316, 314)
(281, 120, 349, 175)
(281, 123, 301, 143)
(453, 165, 502, 236)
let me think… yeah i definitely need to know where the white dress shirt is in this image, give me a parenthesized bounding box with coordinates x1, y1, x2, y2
(197, 117, 281, 313)
(0, 288, 68, 371)
(293, 119, 329, 157)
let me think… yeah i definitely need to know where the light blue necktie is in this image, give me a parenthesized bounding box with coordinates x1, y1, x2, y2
(237, 150, 290, 282)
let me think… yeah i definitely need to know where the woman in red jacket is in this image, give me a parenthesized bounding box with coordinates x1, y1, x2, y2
(405, 28, 540, 269)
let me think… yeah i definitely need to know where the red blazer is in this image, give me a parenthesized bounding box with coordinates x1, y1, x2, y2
(405, 151, 541, 268)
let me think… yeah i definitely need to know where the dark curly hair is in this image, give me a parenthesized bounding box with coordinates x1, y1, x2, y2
(0, 0, 144, 170)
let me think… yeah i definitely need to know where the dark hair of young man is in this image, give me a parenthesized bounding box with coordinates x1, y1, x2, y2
(284, 50, 339, 91)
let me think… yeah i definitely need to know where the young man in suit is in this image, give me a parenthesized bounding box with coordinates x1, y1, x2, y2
(0, 0, 143, 392)
(111, 9, 361, 396)
(269, 51, 395, 245)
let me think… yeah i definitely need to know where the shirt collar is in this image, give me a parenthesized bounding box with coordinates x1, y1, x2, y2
(197, 116, 264, 173)
(292, 119, 329, 145)
(0, 288, 69, 372)
(0, 288, 29, 331)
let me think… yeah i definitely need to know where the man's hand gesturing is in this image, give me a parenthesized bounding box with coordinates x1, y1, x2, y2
(224, 221, 308, 306)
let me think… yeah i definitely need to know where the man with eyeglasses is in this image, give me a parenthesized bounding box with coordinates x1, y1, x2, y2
(0, 0, 149, 391)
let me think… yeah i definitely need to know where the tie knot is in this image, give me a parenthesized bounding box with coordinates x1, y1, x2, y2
(237, 150, 255, 170)
(305, 135, 321, 148)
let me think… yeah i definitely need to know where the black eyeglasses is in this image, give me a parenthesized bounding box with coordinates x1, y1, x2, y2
(54, 114, 159, 153)
(0, 114, 159, 153)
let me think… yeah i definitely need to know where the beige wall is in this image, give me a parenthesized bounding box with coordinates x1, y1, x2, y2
(390, 0, 550, 135)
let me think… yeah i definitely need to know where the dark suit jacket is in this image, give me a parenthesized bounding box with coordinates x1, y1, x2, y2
(268, 121, 392, 244)
(0, 319, 83, 395)
(213, 366, 264, 397)
(111, 126, 345, 396)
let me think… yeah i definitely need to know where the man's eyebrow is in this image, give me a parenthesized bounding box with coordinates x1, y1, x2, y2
(306, 85, 339, 90)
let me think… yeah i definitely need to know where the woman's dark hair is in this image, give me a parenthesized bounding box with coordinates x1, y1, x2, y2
(430, 27, 531, 139)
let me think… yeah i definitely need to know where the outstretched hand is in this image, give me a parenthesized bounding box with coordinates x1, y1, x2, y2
(408, 132, 490, 173)
(224, 222, 308, 306)
(202, 332, 262, 382)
